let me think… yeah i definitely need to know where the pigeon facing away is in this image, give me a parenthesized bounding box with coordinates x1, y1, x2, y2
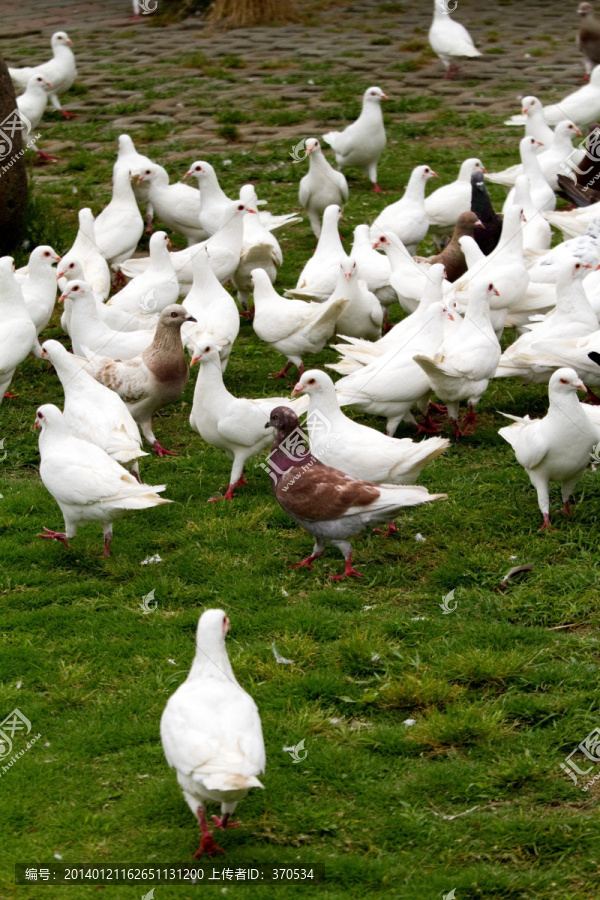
(428, 0, 482, 79)
(298, 138, 349, 237)
(470, 171, 502, 255)
(9, 32, 77, 117)
(160, 609, 265, 858)
(578, 3, 600, 80)
(323, 86, 388, 192)
(265, 407, 447, 579)
(35, 404, 170, 556)
(498, 368, 596, 529)
(58, 208, 111, 300)
(83, 305, 196, 457)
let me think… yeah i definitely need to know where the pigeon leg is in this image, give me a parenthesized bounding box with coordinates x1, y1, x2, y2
(38, 526, 70, 549)
(36, 151, 59, 163)
(330, 553, 364, 580)
(131, 462, 141, 484)
(381, 309, 392, 334)
(152, 441, 178, 457)
(451, 419, 463, 440)
(428, 401, 447, 415)
(269, 361, 293, 379)
(583, 388, 600, 405)
(111, 270, 128, 292)
(415, 413, 440, 434)
(561, 500, 573, 516)
(103, 526, 113, 557)
(194, 807, 225, 858)
(61, 109, 78, 119)
(461, 404, 477, 435)
(444, 64, 459, 80)
(538, 513, 555, 532)
(290, 551, 321, 570)
(372, 184, 386, 194)
(212, 813, 241, 829)
(235, 473, 248, 487)
(578, 74, 591, 82)
(240, 306, 255, 321)
(3, 391, 19, 399)
(374, 521, 397, 536)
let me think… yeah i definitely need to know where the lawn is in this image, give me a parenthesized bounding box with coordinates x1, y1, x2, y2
(2, 7, 600, 900)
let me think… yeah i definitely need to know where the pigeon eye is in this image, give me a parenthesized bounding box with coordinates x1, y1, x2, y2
(238, 204, 244, 211)
(308, 378, 316, 385)
(560, 378, 568, 384)
(170, 312, 178, 318)
(204, 346, 210, 352)
(69, 263, 75, 269)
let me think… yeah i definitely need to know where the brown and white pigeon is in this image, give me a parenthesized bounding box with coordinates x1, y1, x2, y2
(83, 305, 196, 457)
(160, 609, 265, 858)
(265, 407, 446, 579)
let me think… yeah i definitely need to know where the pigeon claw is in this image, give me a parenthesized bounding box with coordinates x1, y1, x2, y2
(36, 151, 59, 163)
(269, 362, 293, 379)
(330, 556, 364, 580)
(193, 834, 225, 858)
(561, 500, 574, 517)
(372, 184, 387, 194)
(60, 109, 77, 119)
(239, 307, 255, 321)
(152, 441, 178, 457)
(374, 521, 397, 537)
(538, 513, 556, 532)
(3, 391, 19, 399)
(212, 814, 241, 830)
(290, 554, 317, 570)
(38, 527, 70, 549)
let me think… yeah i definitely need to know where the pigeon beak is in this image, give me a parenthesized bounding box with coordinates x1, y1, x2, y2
(595, 264, 600, 271)
(190, 353, 201, 365)
(46, 81, 53, 88)
(582, 262, 592, 269)
(33, 419, 39, 431)
(475, 219, 484, 228)
(40, 348, 49, 360)
(264, 421, 271, 429)
(166, 238, 171, 247)
(66, 38, 72, 45)
(183, 171, 191, 180)
(291, 383, 303, 396)
(58, 292, 68, 303)
(381, 93, 389, 100)
(344, 272, 352, 281)
(521, 212, 528, 223)
(372, 241, 380, 250)
(247, 208, 257, 214)
(481, 166, 488, 173)
(185, 314, 197, 322)
(493, 288, 500, 296)
(53, 255, 61, 263)
(574, 379, 587, 391)
(535, 140, 544, 147)
(430, 171, 438, 178)
(521, 108, 528, 116)
(136, 175, 145, 185)
(575, 127, 583, 136)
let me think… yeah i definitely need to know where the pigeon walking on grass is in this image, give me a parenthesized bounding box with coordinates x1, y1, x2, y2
(265, 407, 446, 579)
(323, 87, 388, 192)
(161, 609, 265, 858)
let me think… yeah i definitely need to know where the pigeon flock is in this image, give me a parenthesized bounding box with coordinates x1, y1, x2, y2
(7, 1, 600, 858)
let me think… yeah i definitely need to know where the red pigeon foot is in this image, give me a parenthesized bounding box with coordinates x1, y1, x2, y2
(194, 808, 225, 858)
(451, 420, 463, 440)
(461, 408, 477, 435)
(235, 475, 248, 487)
(212, 814, 240, 829)
(561, 500, 574, 516)
(372, 184, 387, 194)
(208, 484, 236, 502)
(103, 531, 112, 557)
(579, 74, 591, 82)
(415, 414, 440, 435)
(538, 513, 556, 532)
(3, 391, 19, 399)
(36, 151, 59, 163)
(330, 556, 364, 580)
(111, 270, 128, 292)
(374, 521, 397, 537)
(152, 441, 178, 457)
(583, 389, 600, 405)
(240, 307, 255, 321)
(61, 109, 77, 118)
(290, 553, 321, 570)
(38, 526, 70, 549)
(428, 402, 447, 415)
(269, 362, 293, 379)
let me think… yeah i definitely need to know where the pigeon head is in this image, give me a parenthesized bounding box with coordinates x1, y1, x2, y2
(34, 403, 65, 432)
(190, 341, 220, 366)
(149, 230, 171, 252)
(59, 280, 92, 304)
(184, 160, 214, 182)
(52, 31, 72, 48)
(455, 211, 481, 236)
(158, 305, 196, 330)
(137, 165, 159, 184)
(419, 165, 437, 180)
(267, 406, 301, 438)
(292, 369, 332, 397)
(578, 2, 594, 16)
(520, 96, 540, 116)
(197, 608, 231, 643)
(40, 339, 64, 363)
(305, 138, 320, 155)
(239, 183, 259, 208)
(30, 74, 52, 90)
(191, 609, 236, 678)
(31, 245, 61, 267)
(56, 258, 82, 281)
(550, 367, 586, 395)
(340, 256, 357, 282)
(364, 86, 388, 102)
(460, 158, 486, 178)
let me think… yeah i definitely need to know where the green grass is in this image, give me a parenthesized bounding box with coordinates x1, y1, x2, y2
(2, 11, 600, 900)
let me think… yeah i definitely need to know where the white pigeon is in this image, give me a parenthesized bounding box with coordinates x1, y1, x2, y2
(94, 166, 144, 266)
(120, 201, 247, 290)
(298, 138, 349, 237)
(502, 137, 556, 215)
(329, 257, 383, 341)
(0, 257, 38, 402)
(16, 75, 53, 158)
(59, 208, 111, 299)
(425, 158, 486, 228)
(504, 96, 555, 144)
(513, 175, 552, 252)
(35, 404, 170, 556)
(506, 67, 600, 127)
(371, 230, 431, 313)
(323, 86, 388, 192)
(293, 369, 450, 486)
(233, 208, 282, 310)
(189, 343, 308, 499)
(40, 339, 147, 477)
(350, 224, 396, 307)
(498, 368, 596, 529)
(545, 203, 600, 240)
(181, 247, 240, 370)
(114, 134, 156, 232)
(252, 267, 349, 379)
(19, 245, 60, 339)
(428, 0, 482, 78)
(332, 301, 450, 434)
(414, 282, 501, 437)
(370, 165, 437, 254)
(495, 258, 598, 383)
(63, 281, 154, 360)
(488, 122, 583, 191)
(9, 31, 77, 117)
(107, 232, 178, 315)
(160, 608, 265, 858)
(238, 183, 302, 233)
(136, 163, 208, 246)
(287, 204, 346, 301)
(82, 305, 195, 458)
(330, 263, 447, 374)
(184, 160, 236, 236)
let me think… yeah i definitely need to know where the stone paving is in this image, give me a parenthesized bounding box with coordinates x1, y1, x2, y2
(0, 0, 594, 202)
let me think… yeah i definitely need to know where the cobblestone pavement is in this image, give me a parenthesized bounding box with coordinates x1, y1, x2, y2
(0, 1, 592, 202)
